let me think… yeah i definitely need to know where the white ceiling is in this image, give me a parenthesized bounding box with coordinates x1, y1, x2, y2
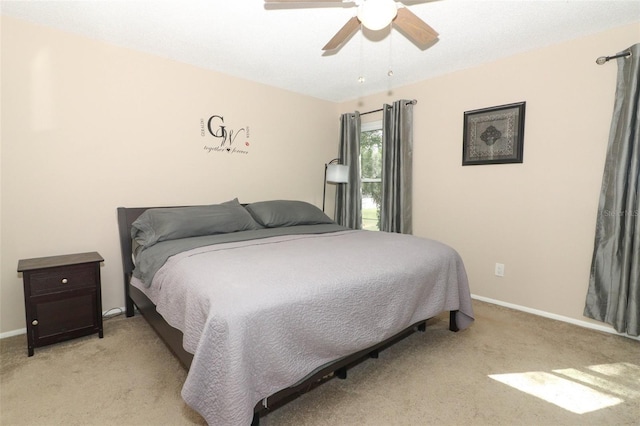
(2, 0, 639, 103)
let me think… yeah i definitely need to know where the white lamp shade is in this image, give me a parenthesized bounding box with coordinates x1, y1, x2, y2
(326, 164, 349, 183)
(357, 0, 398, 31)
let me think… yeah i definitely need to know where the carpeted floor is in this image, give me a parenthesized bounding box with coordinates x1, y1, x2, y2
(1, 300, 638, 425)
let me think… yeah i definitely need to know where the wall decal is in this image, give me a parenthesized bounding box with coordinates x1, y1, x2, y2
(200, 115, 250, 155)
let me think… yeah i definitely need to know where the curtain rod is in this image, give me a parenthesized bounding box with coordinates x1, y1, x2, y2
(596, 50, 631, 65)
(359, 99, 417, 116)
(360, 108, 383, 117)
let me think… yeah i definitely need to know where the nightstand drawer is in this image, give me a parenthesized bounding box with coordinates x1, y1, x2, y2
(29, 263, 97, 296)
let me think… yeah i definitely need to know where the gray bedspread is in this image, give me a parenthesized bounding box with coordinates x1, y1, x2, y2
(132, 228, 474, 425)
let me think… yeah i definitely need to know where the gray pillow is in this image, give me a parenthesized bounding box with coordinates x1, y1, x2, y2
(245, 200, 334, 228)
(131, 198, 261, 249)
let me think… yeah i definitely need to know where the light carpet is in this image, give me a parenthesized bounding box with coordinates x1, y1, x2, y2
(1, 300, 638, 425)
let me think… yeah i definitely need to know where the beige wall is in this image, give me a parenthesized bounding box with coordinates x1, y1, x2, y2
(0, 16, 338, 334)
(0, 16, 3, 335)
(340, 22, 639, 331)
(1, 15, 638, 336)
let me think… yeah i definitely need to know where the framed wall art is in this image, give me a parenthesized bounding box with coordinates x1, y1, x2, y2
(462, 102, 526, 165)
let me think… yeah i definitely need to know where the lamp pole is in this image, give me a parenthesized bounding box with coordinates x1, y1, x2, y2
(322, 162, 329, 212)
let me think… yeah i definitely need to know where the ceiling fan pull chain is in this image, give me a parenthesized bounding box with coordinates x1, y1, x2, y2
(388, 25, 394, 78)
(358, 24, 366, 85)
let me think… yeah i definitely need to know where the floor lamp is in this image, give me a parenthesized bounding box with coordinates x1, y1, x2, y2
(323, 158, 349, 212)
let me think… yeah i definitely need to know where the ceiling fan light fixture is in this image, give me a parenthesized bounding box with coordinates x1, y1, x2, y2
(357, 0, 398, 31)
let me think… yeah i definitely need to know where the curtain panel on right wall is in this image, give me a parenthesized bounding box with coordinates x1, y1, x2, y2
(584, 43, 639, 337)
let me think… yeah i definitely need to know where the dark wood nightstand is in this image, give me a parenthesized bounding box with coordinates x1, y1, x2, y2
(18, 252, 104, 356)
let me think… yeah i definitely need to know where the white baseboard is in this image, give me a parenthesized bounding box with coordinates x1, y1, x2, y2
(471, 294, 640, 341)
(2, 300, 637, 341)
(0, 327, 27, 339)
(0, 306, 128, 340)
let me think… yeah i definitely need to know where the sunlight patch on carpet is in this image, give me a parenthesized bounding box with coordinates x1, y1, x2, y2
(488, 362, 637, 414)
(554, 363, 640, 399)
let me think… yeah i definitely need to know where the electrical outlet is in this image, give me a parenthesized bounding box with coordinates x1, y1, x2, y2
(495, 263, 505, 277)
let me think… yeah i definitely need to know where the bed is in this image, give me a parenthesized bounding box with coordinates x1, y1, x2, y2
(117, 199, 474, 425)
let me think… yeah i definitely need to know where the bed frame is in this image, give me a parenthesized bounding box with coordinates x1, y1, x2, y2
(117, 206, 459, 425)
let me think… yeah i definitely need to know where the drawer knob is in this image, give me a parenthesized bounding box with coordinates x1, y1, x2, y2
(61, 278, 68, 284)
(32, 320, 39, 326)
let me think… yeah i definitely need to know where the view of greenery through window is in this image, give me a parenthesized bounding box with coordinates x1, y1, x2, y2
(361, 122, 382, 231)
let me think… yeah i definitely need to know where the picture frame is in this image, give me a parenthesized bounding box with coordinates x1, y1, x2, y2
(462, 102, 526, 165)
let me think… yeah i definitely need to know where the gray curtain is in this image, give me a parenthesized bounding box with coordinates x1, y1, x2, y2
(584, 43, 639, 337)
(380, 100, 414, 234)
(335, 112, 362, 229)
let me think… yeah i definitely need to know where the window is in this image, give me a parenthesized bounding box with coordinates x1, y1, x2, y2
(360, 120, 382, 230)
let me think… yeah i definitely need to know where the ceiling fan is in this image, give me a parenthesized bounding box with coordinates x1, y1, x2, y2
(264, 0, 439, 51)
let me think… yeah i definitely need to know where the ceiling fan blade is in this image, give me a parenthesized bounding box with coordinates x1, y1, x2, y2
(393, 7, 438, 46)
(322, 16, 361, 51)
